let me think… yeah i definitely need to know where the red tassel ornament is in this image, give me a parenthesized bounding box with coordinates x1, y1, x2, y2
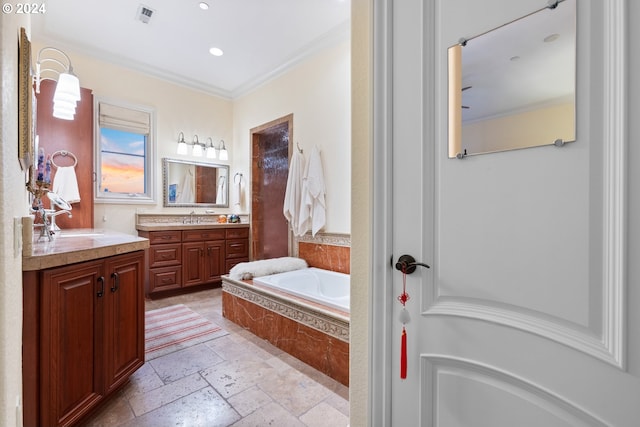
(400, 326, 407, 379)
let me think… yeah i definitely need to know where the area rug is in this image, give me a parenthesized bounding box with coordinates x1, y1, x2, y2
(145, 304, 228, 360)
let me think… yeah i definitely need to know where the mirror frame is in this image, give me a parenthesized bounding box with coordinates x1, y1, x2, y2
(162, 158, 229, 208)
(448, 0, 576, 158)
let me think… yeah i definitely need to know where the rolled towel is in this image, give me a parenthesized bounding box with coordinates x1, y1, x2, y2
(228, 257, 308, 280)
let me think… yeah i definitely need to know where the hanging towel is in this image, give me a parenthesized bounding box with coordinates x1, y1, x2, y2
(52, 166, 81, 204)
(283, 150, 305, 235)
(216, 176, 226, 205)
(298, 145, 326, 237)
(234, 173, 243, 209)
(177, 169, 194, 203)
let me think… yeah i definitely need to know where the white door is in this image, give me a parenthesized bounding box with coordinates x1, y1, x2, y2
(371, 0, 640, 425)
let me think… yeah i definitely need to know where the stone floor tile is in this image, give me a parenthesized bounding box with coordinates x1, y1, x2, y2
(323, 392, 350, 417)
(258, 369, 332, 417)
(118, 386, 241, 427)
(128, 372, 208, 416)
(227, 386, 273, 417)
(300, 401, 350, 427)
(150, 342, 224, 383)
(201, 359, 278, 398)
(229, 401, 305, 427)
(122, 362, 165, 401)
(205, 334, 275, 363)
(83, 390, 135, 427)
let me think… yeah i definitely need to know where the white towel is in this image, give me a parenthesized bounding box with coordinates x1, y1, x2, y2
(52, 166, 81, 204)
(234, 174, 242, 208)
(283, 150, 305, 235)
(298, 145, 326, 237)
(216, 176, 226, 205)
(177, 169, 194, 203)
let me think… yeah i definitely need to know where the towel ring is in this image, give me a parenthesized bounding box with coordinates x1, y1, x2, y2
(50, 150, 78, 168)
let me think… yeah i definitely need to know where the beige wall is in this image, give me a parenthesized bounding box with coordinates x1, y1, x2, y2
(463, 102, 574, 154)
(1, 15, 31, 427)
(30, 41, 235, 235)
(28, 38, 351, 236)
(232, 39, 351, 234)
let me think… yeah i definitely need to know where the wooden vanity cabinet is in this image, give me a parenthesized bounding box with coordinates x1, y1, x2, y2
(144, 230, 182, 294)
(225, 227, 250, 271)
(139, 226, 249, 297)
(182, 229, 225, 287)
(23, 251, 145, 427)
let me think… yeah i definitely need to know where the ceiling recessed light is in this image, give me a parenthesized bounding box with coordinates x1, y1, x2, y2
(209, 47, 224, 57)
(199, 2, 209, 10)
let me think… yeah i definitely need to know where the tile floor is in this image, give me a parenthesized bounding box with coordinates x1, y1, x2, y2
(84, 288, 350, 427)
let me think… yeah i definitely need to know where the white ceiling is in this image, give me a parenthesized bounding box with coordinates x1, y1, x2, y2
(31, 0, 351, 99)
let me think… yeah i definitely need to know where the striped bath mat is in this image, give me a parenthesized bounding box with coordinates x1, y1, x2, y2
(145, 304, 228, 360)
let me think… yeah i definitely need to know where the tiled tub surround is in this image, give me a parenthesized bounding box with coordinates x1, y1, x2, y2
(296, 233, 351, 274)
(222, 276, 350, 386)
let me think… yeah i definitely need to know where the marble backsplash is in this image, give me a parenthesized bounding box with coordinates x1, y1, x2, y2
(296, 232, 350, 274)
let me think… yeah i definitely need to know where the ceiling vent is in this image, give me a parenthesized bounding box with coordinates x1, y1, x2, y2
(136, 4, 155, 24)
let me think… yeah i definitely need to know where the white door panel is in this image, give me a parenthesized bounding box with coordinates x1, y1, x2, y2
(375, 0, 640, 425)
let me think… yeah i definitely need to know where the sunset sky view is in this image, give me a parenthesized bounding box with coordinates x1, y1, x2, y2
(99, 128, 146, 193)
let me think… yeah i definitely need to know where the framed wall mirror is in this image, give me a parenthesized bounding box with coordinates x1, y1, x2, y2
(162, 158, 229, 207)
(448, 0, 576, 158)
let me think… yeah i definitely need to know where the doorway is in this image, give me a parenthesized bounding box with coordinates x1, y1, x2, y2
(250, 114, 294, 260)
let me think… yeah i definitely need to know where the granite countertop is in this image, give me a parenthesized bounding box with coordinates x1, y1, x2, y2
(136, 222, 249, 232)
(23, 229, 149, 271)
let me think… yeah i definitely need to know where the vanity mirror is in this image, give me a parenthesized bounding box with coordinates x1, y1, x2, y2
(162, 158, 229, 207)
(448, 0, 576, 158)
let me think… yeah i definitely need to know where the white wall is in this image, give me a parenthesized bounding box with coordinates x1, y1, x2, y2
(232, 39, 351, 234)
(0, 15, 31, 427)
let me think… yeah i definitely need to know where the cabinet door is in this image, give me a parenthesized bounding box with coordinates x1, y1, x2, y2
(182, 241, 205, 287)
(104, 252, 145, 394)
(205, 240, 225, 282)
(40, 261, 105, 427)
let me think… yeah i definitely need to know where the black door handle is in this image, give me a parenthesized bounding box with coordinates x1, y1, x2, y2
(394, 254, 430, 274)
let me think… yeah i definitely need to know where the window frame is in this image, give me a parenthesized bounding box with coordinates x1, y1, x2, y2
(94, 97, 156, 204)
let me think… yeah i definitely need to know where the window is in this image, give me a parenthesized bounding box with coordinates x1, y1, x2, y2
(95, 98, 156, 203)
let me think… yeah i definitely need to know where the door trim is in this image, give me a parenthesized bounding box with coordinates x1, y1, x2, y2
(370, 0, 394, 424)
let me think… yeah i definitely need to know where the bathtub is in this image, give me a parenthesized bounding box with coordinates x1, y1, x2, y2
(252, 267, 350, 312)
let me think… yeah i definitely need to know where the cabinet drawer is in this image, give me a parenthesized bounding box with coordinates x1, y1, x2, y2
(148, 230, 182, 244)
(226, 239, 249, 259)
(149, 266, 182, 293)
(148, 243, 181, 268)
(182, 229, 225, 242)
(226, 227, 249, 239)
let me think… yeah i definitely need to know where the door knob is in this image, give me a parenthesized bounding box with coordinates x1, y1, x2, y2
(394, 254, 430, 274)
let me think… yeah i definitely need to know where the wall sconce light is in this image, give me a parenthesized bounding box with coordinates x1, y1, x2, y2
(176, 132, 188, 155)
(218, 140, 228, 160)
(34, 47, 81, 120)
(206, 137, 216, 159)
(191, 135, 204, 157)
(177, 132, 229, 160)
